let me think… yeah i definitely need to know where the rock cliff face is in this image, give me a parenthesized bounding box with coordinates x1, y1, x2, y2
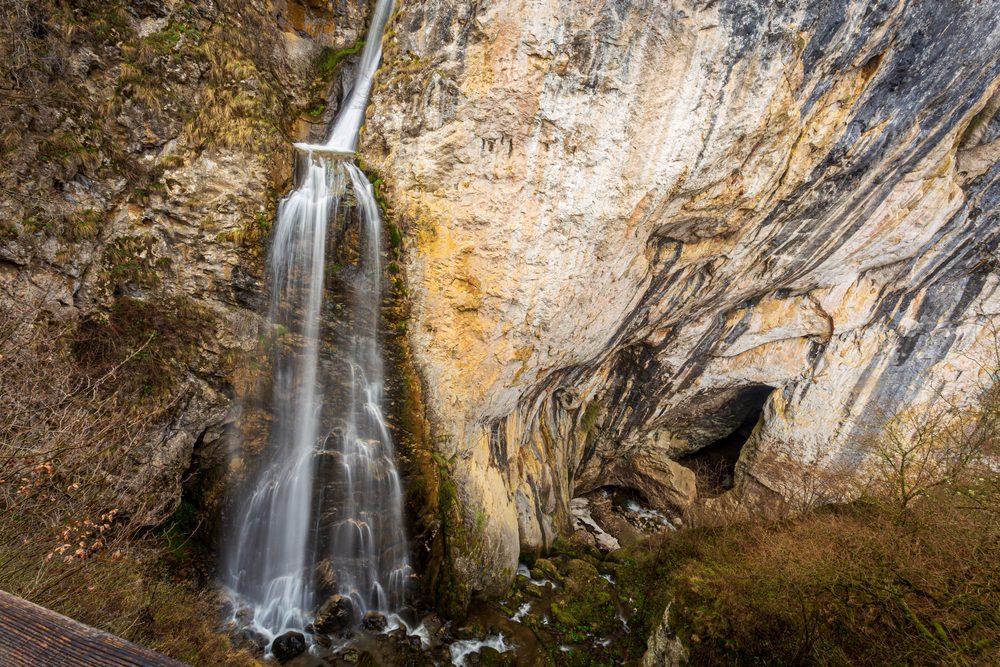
(363, 0, 1000, 595)
(0, 0, 359, 525)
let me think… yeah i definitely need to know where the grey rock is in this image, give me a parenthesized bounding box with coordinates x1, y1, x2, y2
(363, 0, 1000, 594)
(232, 627, 268, 657)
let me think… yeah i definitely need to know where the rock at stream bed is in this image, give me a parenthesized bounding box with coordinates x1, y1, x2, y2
(314, 594, 354, 633)
(362, 610, 388, 632)
(475, 645, 515, 666)
(232, 627, 268, 657)
(234, 606, 254, 626)
(272, 630, 306, 663)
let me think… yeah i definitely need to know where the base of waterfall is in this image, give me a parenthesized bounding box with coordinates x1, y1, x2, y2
(220, 582, 524, 666)
(217, 527, 649, 665)
(222, 587, 423, 660)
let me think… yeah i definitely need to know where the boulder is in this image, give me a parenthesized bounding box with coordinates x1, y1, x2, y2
(476, 646, 514, 666)
(313, 594, 354, 633)
(231, 627, 268, 657)
(361, 611, 387, 632)
(234, 606, 254, 626)
(271, 630, 306, 663)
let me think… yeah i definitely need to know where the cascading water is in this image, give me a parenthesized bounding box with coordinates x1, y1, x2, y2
(225, 0, 409, 647)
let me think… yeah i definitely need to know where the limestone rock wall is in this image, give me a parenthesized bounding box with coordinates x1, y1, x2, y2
(363, 0, 1000, 594)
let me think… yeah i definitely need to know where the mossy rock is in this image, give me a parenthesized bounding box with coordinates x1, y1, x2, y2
(564, 558, 602, 581)
(524, 583, 545, 598)
(550, 559, 617, 634)
(477, 646, 515, 666)
(530, 558, 561, 583)
(552, 536, 603, 563)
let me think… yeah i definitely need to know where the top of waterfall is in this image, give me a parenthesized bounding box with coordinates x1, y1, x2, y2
(322, 0, 395, 154)
(292, 143, 355, 157)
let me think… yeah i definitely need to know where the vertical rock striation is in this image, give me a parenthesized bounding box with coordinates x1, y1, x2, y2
(362, 0, 1000, 595)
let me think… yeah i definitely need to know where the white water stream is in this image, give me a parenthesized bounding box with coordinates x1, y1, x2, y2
(225, 0, 408, 647)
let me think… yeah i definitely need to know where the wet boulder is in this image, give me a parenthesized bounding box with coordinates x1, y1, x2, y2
(361, 611, 388, 632)
(234, 606, 254, 626)
(271, 630, 306, 663)
(315, 559, 338, 598)
(313, 594, 354, 633)
(231, 627, 268, 657)
(476, 646, 514, 666)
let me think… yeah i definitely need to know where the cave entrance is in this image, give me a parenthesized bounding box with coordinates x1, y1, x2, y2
(678, 385, 774, 498)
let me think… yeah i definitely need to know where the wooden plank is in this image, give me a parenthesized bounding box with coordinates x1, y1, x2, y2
(0, 589, 187, 666)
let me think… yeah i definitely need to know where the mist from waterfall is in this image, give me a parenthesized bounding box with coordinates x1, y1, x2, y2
(224, 0, 408, 645)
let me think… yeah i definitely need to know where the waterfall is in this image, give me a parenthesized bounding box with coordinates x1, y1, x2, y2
(321, 0, 396, 154)
(225, 0, 409, 646)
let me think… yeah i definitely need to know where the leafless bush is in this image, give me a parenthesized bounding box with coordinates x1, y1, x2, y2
(0, 295, 165, 603)
(0, 0, 37, 89)
(857, 336, 1000, 512)
(0, 289, 259, 663)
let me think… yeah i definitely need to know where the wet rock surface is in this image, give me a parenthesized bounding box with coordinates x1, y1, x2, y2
(313, 594, 354, 634)
(272, 630, 307, 663)
(361, 611, 388, 632)
(232, 626, 268, 657)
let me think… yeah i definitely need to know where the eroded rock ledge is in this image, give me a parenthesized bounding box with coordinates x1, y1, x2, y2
(363, 0, 1000, 596)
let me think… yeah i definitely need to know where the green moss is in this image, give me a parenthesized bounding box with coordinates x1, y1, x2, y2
(317, 39, 366, 79)
(580, 400, 604, 434)
(550, 559, 616, 634)
(144, 22, 203, 55)
(476, 647, 515, 666)
(387, 221, 403, 249)
(531, 558, 561, 583)
(325, 260, 347, 277)
(435, 470, 472, 618)
(305, 103, 326, 117)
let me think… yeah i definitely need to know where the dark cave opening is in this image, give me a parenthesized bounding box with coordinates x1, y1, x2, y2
(678, 385, 775, 498)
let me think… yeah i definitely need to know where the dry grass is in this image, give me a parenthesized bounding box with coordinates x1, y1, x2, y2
(0, 296, 254, 665)
(654, 488, 1000, 666)
(626, 371, 1000, 666)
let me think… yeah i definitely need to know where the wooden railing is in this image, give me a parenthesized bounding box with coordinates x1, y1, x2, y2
(0, 590, 186, 666)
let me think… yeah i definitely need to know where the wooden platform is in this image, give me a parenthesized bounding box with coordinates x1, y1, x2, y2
(0, 590, 186, 666)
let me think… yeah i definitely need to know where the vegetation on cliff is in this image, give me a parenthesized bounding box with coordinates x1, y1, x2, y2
(0, 0, 325, 663)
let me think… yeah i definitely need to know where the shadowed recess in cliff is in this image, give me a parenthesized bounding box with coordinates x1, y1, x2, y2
(677, 385, 774, 497)
(223, 0, 411, 653)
